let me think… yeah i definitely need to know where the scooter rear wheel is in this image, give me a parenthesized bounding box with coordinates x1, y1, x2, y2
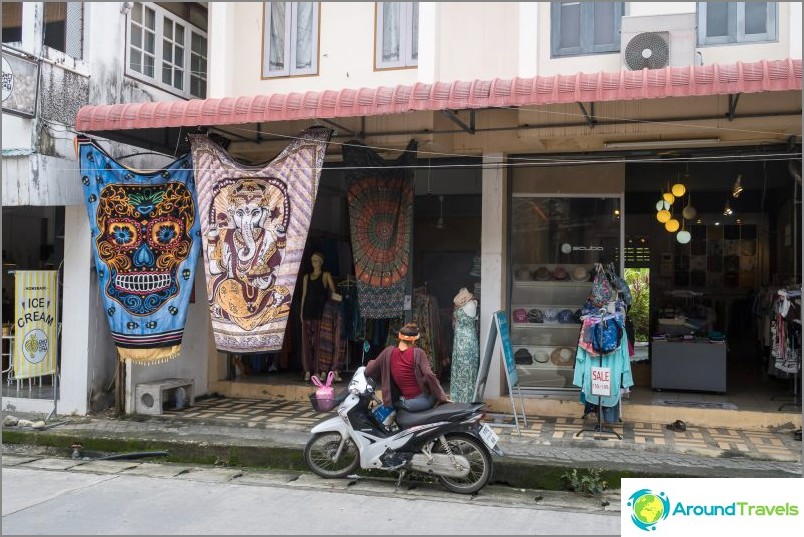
(434, 434, 492, 494)
(304, 432, 360, 478)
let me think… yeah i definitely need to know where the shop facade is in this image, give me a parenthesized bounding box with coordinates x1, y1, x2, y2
(14, 2, 797, 429)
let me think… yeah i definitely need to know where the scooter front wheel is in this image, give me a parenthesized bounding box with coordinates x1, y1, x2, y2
(434, 434, 492, 494)
(304, 432, 360, 478)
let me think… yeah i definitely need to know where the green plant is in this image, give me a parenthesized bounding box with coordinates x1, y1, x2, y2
(624, 268, 650, 342)
(560, 467, 609, 496)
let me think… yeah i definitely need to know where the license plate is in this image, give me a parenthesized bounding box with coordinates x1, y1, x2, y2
(479, 423, 499, 450)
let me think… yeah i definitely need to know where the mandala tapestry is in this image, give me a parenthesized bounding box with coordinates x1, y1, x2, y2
(190, 128, 332, 352)
(343, 139, 416, 319)
(78, 136, 201, 365)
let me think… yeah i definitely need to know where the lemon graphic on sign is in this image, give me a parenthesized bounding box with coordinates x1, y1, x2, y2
(21, 329, 48, 364)
(627, 489, 670, 531)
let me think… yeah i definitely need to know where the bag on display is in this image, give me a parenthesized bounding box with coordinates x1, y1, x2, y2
(588, 265, 616, 308)
(608, 264, 633, 306)
(591, 317, 623, 354)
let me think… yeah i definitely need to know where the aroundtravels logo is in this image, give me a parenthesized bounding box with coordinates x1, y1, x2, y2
(627, 489, 671, 531)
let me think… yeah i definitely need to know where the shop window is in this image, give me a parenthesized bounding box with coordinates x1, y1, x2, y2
(262, 2, 319, 77)
(550, 1, 623, 58)
(375, 2, 418, 69)
(509, 195, 623, 392)
(43, 2, 83, 58)
(2, 2, 22, 43)
(697, 2, 777, 45)
(126, 2, 207, 98)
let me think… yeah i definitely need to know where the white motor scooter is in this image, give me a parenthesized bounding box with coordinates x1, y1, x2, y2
(304, 366, 503, 494)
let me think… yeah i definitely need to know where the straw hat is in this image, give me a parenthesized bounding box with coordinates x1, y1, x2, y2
(533, 267, 551, 281)
(571, 266, 590, 282)
(453, 287, 474, 308)
(532, 349, 550, 363)
(550, 347, 575, 366)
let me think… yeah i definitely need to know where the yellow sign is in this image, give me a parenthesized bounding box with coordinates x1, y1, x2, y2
(13, 271, 58, 379)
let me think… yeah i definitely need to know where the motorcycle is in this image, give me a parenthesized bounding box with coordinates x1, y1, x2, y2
(304, 366, 504, 494)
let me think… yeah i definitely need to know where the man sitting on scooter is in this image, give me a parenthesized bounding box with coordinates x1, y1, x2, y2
(365, 322, 451, 412)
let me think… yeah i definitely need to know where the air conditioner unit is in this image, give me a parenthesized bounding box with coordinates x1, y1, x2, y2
(620, 13, 697, 71)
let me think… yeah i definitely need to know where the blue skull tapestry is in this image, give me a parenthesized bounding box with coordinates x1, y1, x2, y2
(343, 139, 416, 319)
(77, 136, 201, 365)
(189, 128, 333, 353)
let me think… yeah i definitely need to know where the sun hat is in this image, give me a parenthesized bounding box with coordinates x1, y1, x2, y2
(514, 267, 531, 281)
(533, 267, 551, 281)
(514, 348, 533, 365)
(571, 266, 590, 282)
(513, 308, 528, 323)
(453, 287, 473, 308)
(532, 349, 550, 363)
(550, 347, 575, 366)
(553, 266, 569, 281)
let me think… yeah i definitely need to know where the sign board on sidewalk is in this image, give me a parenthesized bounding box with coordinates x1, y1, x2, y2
(13, 271, 59, 379)
(591, 366, 612, 396)
(494, 311, 519, 389)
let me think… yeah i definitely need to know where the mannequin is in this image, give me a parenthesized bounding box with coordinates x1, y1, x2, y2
(450, 288, 479, 403)
(300, 252, 335, 381)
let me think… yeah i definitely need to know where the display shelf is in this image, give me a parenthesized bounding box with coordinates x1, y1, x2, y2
(510, 266, 590, 390)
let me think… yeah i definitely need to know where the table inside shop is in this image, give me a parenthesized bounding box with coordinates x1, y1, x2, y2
(651, 339, 727, 394)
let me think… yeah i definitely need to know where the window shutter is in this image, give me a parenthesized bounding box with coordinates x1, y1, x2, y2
(65, 2, 83, 58)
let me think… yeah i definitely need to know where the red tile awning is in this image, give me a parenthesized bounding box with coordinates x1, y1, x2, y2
(76, 58, 801, 132)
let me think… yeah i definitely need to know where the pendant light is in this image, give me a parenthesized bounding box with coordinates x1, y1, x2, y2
(671, 175, 686, 198)
(732, 174, 744, 198)
(723, 197, 733, 216)
(682, 194, 697, 220)
(655, 199, 671, 211)
(676, 219, 691, 244)
(436, 195, 446, 229)
(662, 191, 675, 205)
(664, 203, 679, 232)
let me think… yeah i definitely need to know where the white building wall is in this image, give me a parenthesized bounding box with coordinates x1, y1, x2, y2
(2, 2, 215, 415)
(480, 153, 505, 399)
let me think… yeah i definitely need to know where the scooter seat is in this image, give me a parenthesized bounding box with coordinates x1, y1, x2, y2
(395, 402, 480, 429)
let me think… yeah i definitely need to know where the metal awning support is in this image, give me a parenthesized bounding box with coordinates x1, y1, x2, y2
(727, 93, 741, 121)
(577, 102, 596, 129)
(441, 109, 476, 134)
(315, 118, 356, 137)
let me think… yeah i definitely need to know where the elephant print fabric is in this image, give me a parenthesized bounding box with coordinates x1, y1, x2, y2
(78, 136, 201, 365)
(189, 128, 332, 353)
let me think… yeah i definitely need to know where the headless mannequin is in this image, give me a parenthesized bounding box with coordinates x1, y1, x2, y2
(300, 253, 336, 381)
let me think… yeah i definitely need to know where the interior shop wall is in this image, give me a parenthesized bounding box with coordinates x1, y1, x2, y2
(774, 197, 801, 283)
(512, 163, 625, 194)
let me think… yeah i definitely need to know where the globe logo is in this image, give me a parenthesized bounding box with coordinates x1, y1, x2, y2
(627, 489, 670, 531)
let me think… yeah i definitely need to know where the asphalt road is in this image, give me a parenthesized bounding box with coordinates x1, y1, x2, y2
(1, 460, 621, 535)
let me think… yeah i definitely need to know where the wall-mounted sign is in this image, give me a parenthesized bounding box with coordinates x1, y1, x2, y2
(1, 53, 38, 117)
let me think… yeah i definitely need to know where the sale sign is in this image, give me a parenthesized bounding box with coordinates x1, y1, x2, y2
(591, 366, 612, 396)
(13, 271, 59, 379)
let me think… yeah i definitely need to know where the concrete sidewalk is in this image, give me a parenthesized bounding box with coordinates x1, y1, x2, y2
(2, 395, 801, 491)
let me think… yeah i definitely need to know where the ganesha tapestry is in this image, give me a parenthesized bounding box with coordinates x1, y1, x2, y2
(189, 128, 332, 352)
(343, 139, 416, 319)
(78, 136, 201, 365)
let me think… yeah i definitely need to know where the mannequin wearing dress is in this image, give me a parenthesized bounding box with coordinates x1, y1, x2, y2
(450, 288, 479, 403)
(300, 252, 335, 382)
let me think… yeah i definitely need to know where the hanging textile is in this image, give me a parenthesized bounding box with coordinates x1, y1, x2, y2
(78, 136, 200, 364)
(189, 128, 333, 352)
(344, 139, 416, 319)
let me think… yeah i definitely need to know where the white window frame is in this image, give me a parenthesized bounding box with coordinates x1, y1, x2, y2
(125, 2, 207, 99)
(262, 2, 320, 78)
(375, 2, 418, 70)
(697, 2, 778, 46)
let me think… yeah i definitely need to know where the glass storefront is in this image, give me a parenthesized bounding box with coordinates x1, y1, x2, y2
(509, 195, 623, 393)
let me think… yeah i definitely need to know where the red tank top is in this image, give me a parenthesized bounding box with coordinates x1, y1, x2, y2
(390, 347, 421, 399)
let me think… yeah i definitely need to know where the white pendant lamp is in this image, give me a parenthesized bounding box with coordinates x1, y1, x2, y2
(682, 194, 697, 220)
(656, 199, 671, 211)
